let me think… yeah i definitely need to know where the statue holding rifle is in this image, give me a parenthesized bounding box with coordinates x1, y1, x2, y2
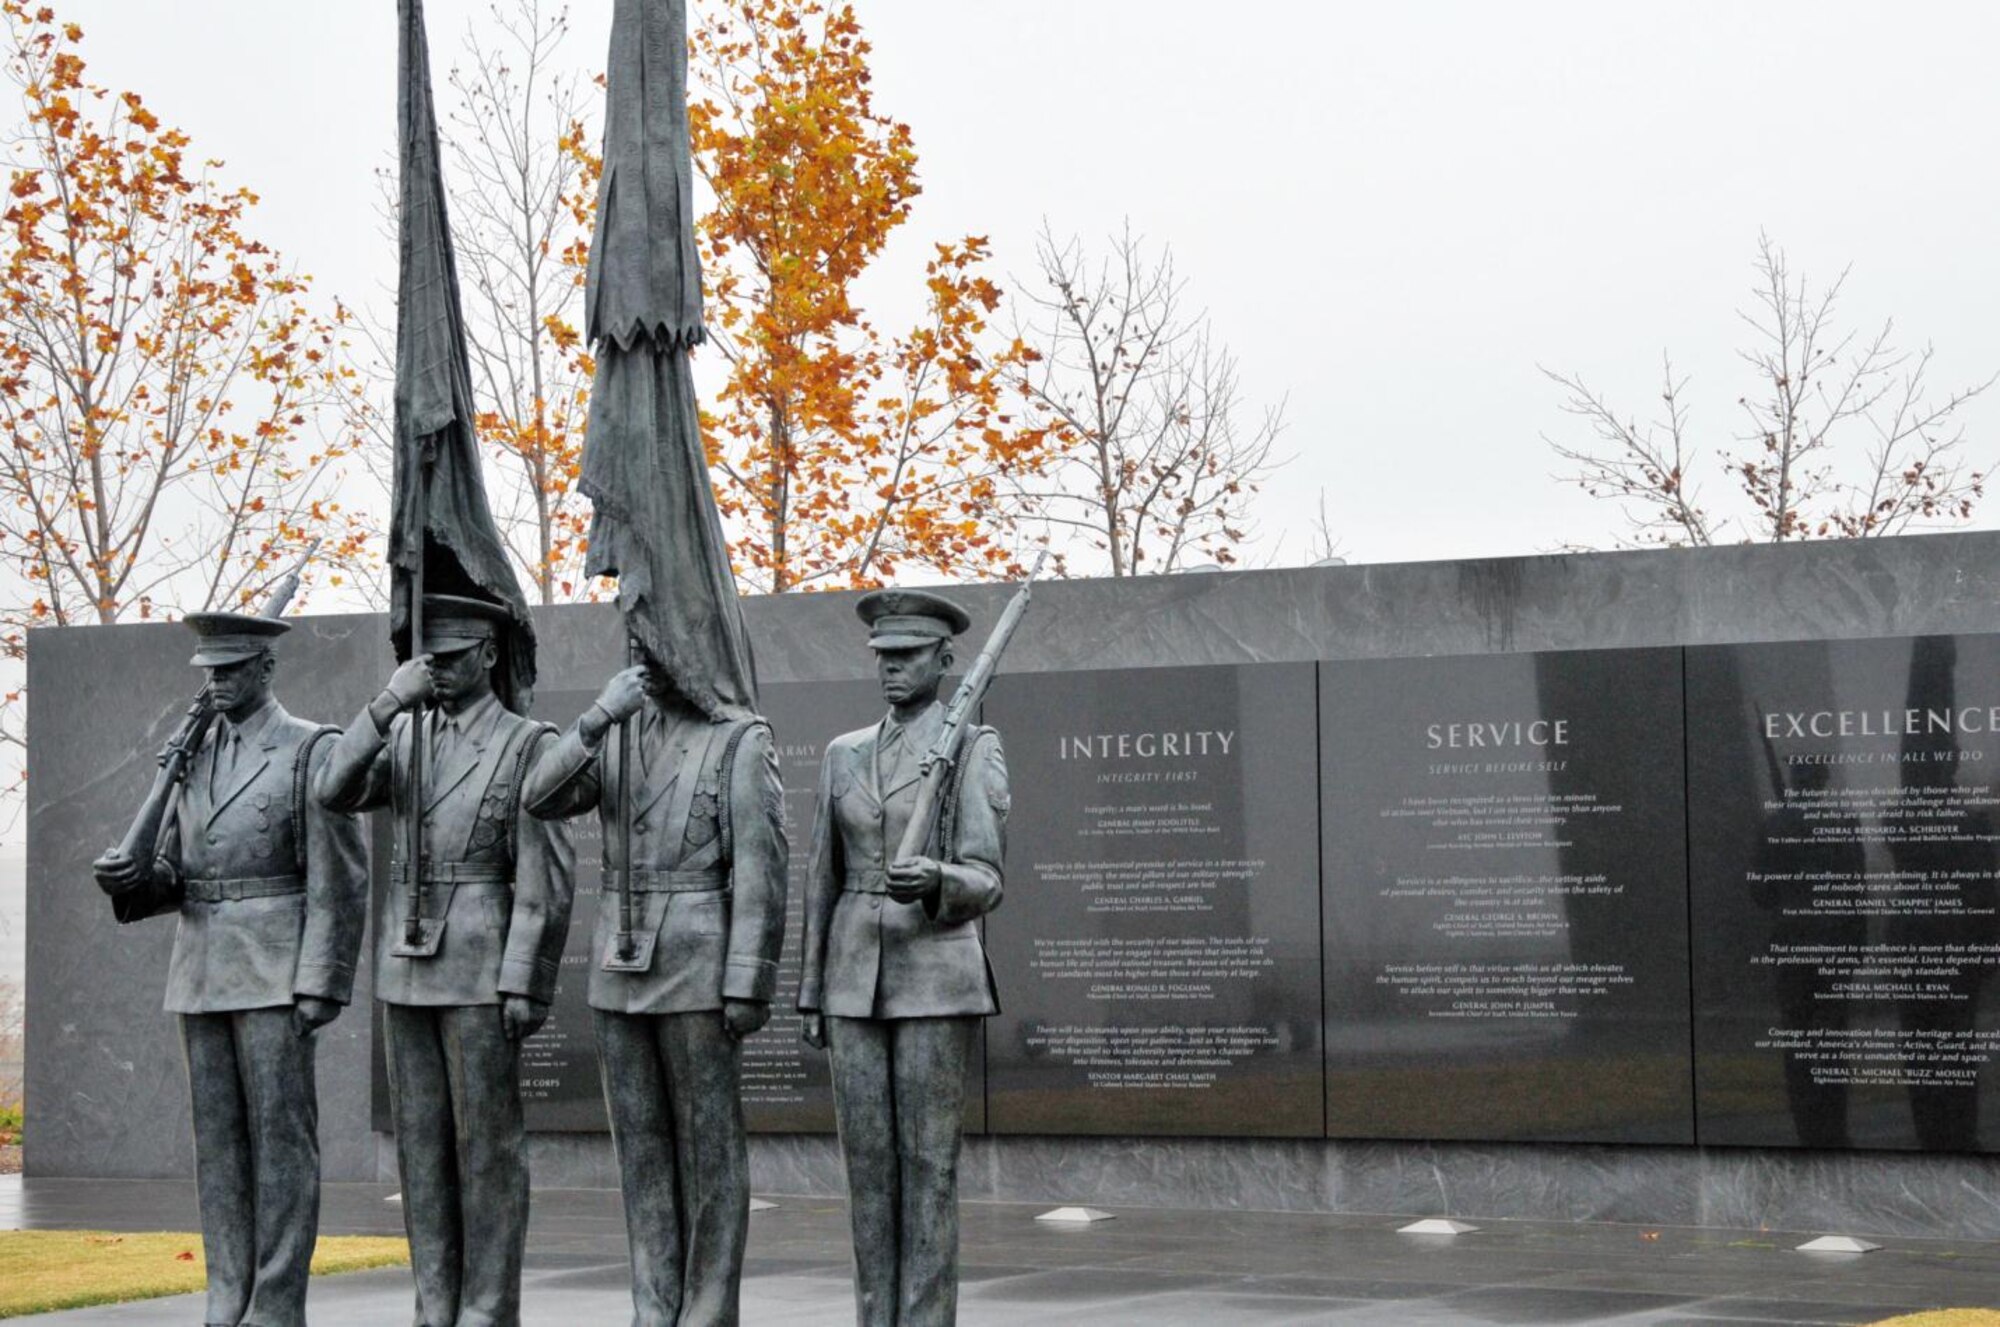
(90, 550, 368, 1327)
(800, 571, 1038, 1327)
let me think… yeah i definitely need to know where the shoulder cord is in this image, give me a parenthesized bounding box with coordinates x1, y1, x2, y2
(937, 725, 988, 864)
(488, 722, 551, 872)
(714, 719, 762, 864)
(293, 725, 342, 875)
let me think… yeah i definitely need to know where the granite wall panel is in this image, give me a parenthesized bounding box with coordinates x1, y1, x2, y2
(30, 531, 2000, 1233)
(1321, 648, 1692, 1144)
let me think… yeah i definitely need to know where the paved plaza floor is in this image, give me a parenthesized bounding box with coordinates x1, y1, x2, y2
(4, 1175, 1999, 1324)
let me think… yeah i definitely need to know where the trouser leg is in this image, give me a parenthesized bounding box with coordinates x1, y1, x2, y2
(827, 1016, 898, 1327)
(182, 1013, 253, 1327)
(597, 1010, 683, 1327)
(234, 1006, 320, 1327)
(384, 1003, 462, 1327)
(441, 1004, 527, 1327)
(891, 1017, 975, 1327)
(658, 1010, 748, 1327)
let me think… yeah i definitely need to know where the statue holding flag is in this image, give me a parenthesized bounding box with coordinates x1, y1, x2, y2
(313, 4, 572, 1324)
(522, 2, 785, 1322)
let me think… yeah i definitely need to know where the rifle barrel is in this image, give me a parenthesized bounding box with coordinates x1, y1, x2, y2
(892, 556, 1045, 865)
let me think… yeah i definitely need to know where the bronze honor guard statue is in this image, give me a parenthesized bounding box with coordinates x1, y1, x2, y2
(524, 657, 784, 1325)
(538, 0, 783, 1319)
(340, 5, 571, 1321)
(317, 596, 571, 1325)
(92, 606, 367, 1327)
(800, 588, 1024, 1327)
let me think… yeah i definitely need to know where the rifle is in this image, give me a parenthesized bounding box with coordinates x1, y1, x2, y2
(93, 542, 320, 883)
(893, 551, 1047, 870)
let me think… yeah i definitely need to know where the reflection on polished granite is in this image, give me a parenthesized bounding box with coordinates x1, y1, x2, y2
(5, 1175, 1999, 1324)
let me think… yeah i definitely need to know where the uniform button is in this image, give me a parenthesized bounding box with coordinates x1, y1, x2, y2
(206, 833, 220, 847)
(635, 823, 648, 835)
(870, 896, 881, 910)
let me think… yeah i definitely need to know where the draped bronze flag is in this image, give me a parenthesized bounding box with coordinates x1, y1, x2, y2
(580, 0, 758, 719)
(392, 0, 537, 712)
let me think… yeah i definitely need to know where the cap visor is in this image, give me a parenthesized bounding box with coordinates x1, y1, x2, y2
(189, 648, 262, 667)
(421, 634, 489, 654)
(867, 632, 944, 651)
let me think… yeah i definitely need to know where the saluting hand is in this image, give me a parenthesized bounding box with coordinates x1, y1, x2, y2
(381, 656, 435, 712)
(596, 666, 648, 725)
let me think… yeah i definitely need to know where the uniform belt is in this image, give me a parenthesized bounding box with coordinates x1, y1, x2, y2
(604, 867, 727, 893)
(184, 875, 305, 902)
(841, 872, 893, 895)
(389, 862, 513, 886)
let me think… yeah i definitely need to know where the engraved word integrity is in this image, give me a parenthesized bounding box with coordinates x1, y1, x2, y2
(1059, 731, 1236, 759)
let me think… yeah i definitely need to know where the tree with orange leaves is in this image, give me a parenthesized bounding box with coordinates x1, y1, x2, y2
(690, 0, 1047, 592)
(0, 4, 369, 760)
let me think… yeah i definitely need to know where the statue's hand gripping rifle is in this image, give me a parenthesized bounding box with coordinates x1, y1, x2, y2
(892, 551, 1046, 872)
(92, 543, 319, 891)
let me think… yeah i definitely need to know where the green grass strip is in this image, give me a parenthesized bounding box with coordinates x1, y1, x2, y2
(0, 1230, 408, 1318)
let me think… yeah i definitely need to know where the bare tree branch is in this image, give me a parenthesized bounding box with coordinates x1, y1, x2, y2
(1005, 221, 1287, 576)
(1549, 233, 1992, 547)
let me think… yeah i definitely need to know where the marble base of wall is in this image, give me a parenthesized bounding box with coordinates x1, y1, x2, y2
(362, 1132, 2000, 1240)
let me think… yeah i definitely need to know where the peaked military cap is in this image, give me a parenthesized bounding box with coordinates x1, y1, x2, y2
(855, 588, 972, 651)
(185, 611, 289, 667)
(420, 594, 509, 654)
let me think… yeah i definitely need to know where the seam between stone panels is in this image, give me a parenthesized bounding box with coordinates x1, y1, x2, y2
(1680, 646, 1701, 1145)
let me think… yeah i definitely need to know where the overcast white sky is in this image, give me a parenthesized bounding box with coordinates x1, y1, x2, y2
(40, 0, 2000, 570)
(5, 1, 1999, 983)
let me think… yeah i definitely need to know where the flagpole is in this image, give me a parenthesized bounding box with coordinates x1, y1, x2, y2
(403, 446, 432, 947)
(614, 633, 638, 962)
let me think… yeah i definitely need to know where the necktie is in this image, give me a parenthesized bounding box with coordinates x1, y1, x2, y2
(212, 727, 239, 797)
(638, 707, 658, 780)
(432, 715, 458, 768)
(884, 721, 915, 788)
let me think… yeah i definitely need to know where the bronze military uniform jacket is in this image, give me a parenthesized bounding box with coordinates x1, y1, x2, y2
(799, 703, 1008, 1020)
(116, 701, 368, 1015)
(524, 708, 786, 1014)
(317, 692, 574, 1007)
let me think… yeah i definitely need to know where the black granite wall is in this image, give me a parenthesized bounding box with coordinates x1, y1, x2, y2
(28, 532, 2000, 1233)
